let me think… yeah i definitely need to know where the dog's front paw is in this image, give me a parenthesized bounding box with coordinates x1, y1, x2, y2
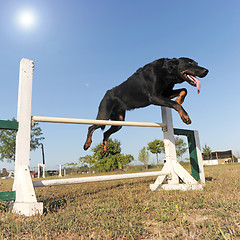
(184, 117, 191, 125)
(180, 112, 191, 125)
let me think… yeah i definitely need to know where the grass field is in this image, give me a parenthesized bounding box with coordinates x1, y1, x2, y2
(0, 163, 239, 239)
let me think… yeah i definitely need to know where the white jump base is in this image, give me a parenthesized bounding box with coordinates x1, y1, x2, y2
(33, 171, 170, 187)
(11, 58, 204, 217)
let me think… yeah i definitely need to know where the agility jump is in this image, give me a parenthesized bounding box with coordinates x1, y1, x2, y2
(10, 58, 206, 216)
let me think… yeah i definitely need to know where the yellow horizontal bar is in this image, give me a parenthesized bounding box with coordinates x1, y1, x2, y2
(32, 116, 166, 128)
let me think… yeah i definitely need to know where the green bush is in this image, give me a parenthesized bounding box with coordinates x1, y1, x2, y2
(79, 138, 134, 172)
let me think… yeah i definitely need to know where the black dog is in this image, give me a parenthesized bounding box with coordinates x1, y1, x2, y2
(84, 57, 208, 154)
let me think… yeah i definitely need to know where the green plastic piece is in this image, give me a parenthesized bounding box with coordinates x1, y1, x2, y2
(174, 128, 200, 181)
(0, 120, 18, 130)
(0, 191, 16, 201)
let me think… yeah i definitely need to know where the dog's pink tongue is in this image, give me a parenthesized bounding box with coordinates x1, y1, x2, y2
(195, 77, 201, 94)
(189, 75, 201, 94)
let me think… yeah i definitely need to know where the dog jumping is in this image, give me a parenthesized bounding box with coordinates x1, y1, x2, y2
(84, 57, 208, 154)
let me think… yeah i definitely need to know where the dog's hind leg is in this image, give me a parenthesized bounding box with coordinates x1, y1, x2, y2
(83, 90, 115, 151)
(101, 110, 126, 155)
(83, 125, 98, 151)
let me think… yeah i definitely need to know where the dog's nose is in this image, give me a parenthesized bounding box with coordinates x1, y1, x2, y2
(203, 68, 209, 76)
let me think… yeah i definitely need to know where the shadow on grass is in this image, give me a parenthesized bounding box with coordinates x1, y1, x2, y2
(0, 202, 10, 212)
(205, 177, 214, 181)
(43, 198, 67, 214)
(42, 179, 153, 214)
(42, 182, 125, 214)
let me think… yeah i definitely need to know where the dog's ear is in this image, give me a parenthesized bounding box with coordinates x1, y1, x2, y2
(163, 58, 179, 73)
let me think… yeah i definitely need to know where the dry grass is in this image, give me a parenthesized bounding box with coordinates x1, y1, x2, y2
(0, 163, 239, 239)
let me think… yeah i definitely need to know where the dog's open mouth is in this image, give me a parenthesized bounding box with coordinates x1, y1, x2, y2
(185, 74, 201, 94)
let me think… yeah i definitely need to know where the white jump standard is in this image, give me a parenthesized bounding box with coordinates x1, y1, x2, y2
(11, 59, 43, 216)
(11, 58, 204, 217)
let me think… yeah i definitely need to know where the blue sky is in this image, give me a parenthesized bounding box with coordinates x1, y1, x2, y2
(0, 0, 240, 170)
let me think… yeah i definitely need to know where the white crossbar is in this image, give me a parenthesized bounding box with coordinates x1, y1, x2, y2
(32, 116, 166, 128)
(33, 171, 170, 187)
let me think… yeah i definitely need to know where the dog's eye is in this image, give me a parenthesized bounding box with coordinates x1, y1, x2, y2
(188, 61, 193, 65)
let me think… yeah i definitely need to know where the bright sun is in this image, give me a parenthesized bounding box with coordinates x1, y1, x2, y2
(17, 9, 37, 30)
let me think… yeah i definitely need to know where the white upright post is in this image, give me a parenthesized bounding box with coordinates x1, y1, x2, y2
(38, 164, 46, 178)
(161, 107, 179, 184)
(59, 165, 62, 177)
(10, 58, 43, 216)
(42, 164, 45, 178)
(150, 107, 203, 191)
(150, 107, 178, 190)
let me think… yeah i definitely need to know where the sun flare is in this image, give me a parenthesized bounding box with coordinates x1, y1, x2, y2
(17, 9, 37, 30)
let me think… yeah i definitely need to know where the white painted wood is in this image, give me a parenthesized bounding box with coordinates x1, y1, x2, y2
(203, 160, 218, 165)
(173, 161, 198, 184)
(38, 164, 45, 178)
(150, 107, 203, 191)
(59, 165, 62, 177)
(149, 163, 169, 190)
(151, 160, 203, 191)
(32, 116, 166, 128)
(150, 107, 179, 191)
(161, 183, 203, 191)
(33, 171, 170, 187)
(194, 130, 205, 184)
(161, 107, 179, 184)
(9, 202, 43, 217)
(11, 58, 43, 216)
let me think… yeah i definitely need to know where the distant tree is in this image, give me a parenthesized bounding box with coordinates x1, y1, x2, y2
(138, 147, 150, 169)
(175, 137, 188, 161)
(233, 151, 240, 162)
(0, 118, 44, 162)
(79, 138, 134, 171)
(233, 155, 238, 163)
(64, 162, 78, 168)
(202, 144, 212, 160)
(147, 139, 164, 165)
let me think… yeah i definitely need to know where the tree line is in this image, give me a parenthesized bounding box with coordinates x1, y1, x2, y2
(138, 137, 188, 169)
(79, 137, 189, 171)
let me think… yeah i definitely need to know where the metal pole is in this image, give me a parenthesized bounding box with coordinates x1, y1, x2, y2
(41, 144, 45, 165)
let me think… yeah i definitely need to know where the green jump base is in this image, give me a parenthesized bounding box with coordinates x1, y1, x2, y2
(0, 191, 16, 201)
